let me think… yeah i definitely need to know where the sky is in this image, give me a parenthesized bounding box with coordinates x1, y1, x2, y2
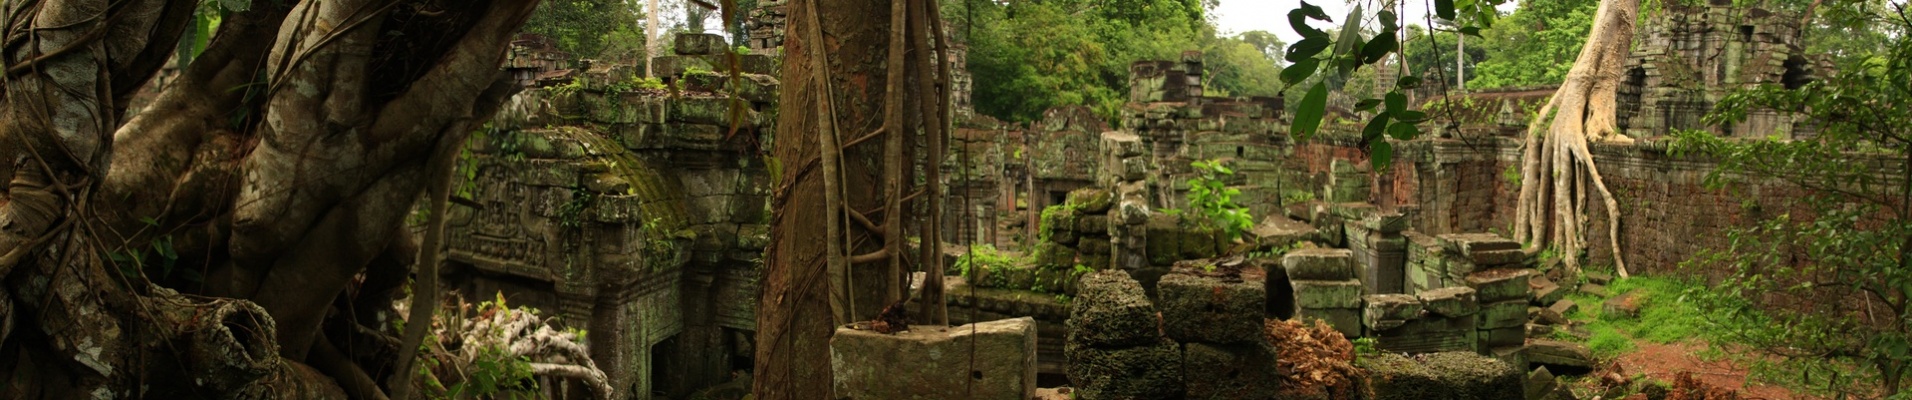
(1212, 0, 1522, 45)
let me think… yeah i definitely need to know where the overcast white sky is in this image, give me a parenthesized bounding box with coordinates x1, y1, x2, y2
(1212, 0, 1521, 44)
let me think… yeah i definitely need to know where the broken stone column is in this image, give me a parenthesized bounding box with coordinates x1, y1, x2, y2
(830, 317, 1039, 399)
(1066, 271, 1183, 399)
(1359, 212, 1410, 295)
(1100, 132, 1153, 277)
(1466, 268, 1534, 352)
(1283, 248, 1363, 339)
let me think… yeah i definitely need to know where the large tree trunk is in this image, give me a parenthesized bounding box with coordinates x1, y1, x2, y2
(754, 0, 890, 398)
(0, 1, 542, 397)
(1513, 0, 1637, 278)
(755, 0, 951, 397)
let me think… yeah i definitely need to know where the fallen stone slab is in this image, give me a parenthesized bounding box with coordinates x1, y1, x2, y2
(1534, 306, 1570, 326)
(1526, 339, 1595, 373)
(1585, 271, 1614, 285)
(1526, 366, 1557, 400)
(1159, 273, 1266, 344)
(1418, 286, 1480, 318)
(1532, 276, 1566, 306)
(1064, 340, 1185, 400)
(1069, 271, 1162, 347)
(831, 317, 1038, 400)
(1282, 248, 1357, 280)
(1548, 299, 1579, 317)
(1527, 323, 1554, 337)
(1293, 279, 1364, 309)
(1363, 294, 1424, 331)
(1579, 283, 1610, 298)
(1184, 342, 1281, 400)
(1436, 233, 1522, 255)
(1469, 248, 1527, 266)
(1465, 268, 1535, 302)
(1604, 288, 1646, 319)
(1362, 352, 1523, 400)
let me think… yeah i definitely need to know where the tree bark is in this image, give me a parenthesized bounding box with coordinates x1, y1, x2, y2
(0, 1, 540, 397)
(755, 0, 929, 397)
(1513, 0, 1636, 277)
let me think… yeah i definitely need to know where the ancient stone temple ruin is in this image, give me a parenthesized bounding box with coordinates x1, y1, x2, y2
(441, 3, 1865, 398)
(448, 33, 775, 399)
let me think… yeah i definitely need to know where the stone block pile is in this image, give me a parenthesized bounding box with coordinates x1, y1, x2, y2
(1065, 271, 1183, 399)
(1031, 188, 1115, 271)
(742, 0, 787, 52)
(1158, 269, 1280, 399)
(1283, 248, 1364, 339)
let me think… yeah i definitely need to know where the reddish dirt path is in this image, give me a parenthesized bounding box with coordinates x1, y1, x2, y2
(1614, 341, 1810, 400)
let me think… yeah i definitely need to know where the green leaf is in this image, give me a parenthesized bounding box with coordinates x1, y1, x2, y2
(1354, 98, 1382, 111)
(1290, 83, 1330, 139)
(1459, 26, 1482, 37)
(1361, 29, 1397, 64)
(1378, 10, 1399, 31)
(1387, 121, 1419, 140)
(1297, 1, 1331, 21)
(1398, 110, 1428, 121)
(1362, 114, 1389, 140)
(1385, 92, 1407, 115)
(1370, 141, 1395, 170)
(1286, 37, 1330, 62)
(1333, 5, 1364, 58)
(1281, 58, 1320, 85)
(1284, 58, 1315, 84)
(1397, 76, 1423, 89)
(1435, 0, 1456, 21)
(1289, 11, 1324, 38)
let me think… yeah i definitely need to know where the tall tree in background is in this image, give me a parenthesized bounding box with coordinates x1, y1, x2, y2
(1469, 0, 1597, 88)
(522, 0, 647, 58)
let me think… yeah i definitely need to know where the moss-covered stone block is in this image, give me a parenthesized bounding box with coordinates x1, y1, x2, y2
(1159, 273, 1266, 344)
(1283, 248, 1357, 281)
(1465, 268, 1535, 303)
(1067, 188, 1115, 213)
(1362, 352, 1522, 400)
(1477, 299, 1528, 330)
(1372, 316, 1477, 354)
(1184, 342, 1281, 399)
(1418, 286, 1480, 318)
(1362, 294, 1424, 331)
(1068, 271, 1162, 347)
(1076, 215, 1111, 235)
(1293, 279, 1363, 309)
(1064, 340, 1185, 400)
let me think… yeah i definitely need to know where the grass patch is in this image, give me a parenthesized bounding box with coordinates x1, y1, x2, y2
(1555, 275, 1718, 357)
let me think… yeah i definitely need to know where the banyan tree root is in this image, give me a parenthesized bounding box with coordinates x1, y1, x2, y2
(403, 294, 615, 399)
(1513, 0, 1638, 278)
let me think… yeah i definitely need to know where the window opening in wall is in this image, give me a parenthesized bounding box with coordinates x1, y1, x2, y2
(1236, 146, 1245, 157)
(1049, 191, 1068, 207)
(1739, 25, 1754, 42)
(1782, 55, 1811, 89)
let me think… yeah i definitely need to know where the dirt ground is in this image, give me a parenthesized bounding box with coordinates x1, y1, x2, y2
(1614, 341, 1809, 400)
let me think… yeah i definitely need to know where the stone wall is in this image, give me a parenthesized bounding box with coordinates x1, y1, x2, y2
(448, 33, 773, 399)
